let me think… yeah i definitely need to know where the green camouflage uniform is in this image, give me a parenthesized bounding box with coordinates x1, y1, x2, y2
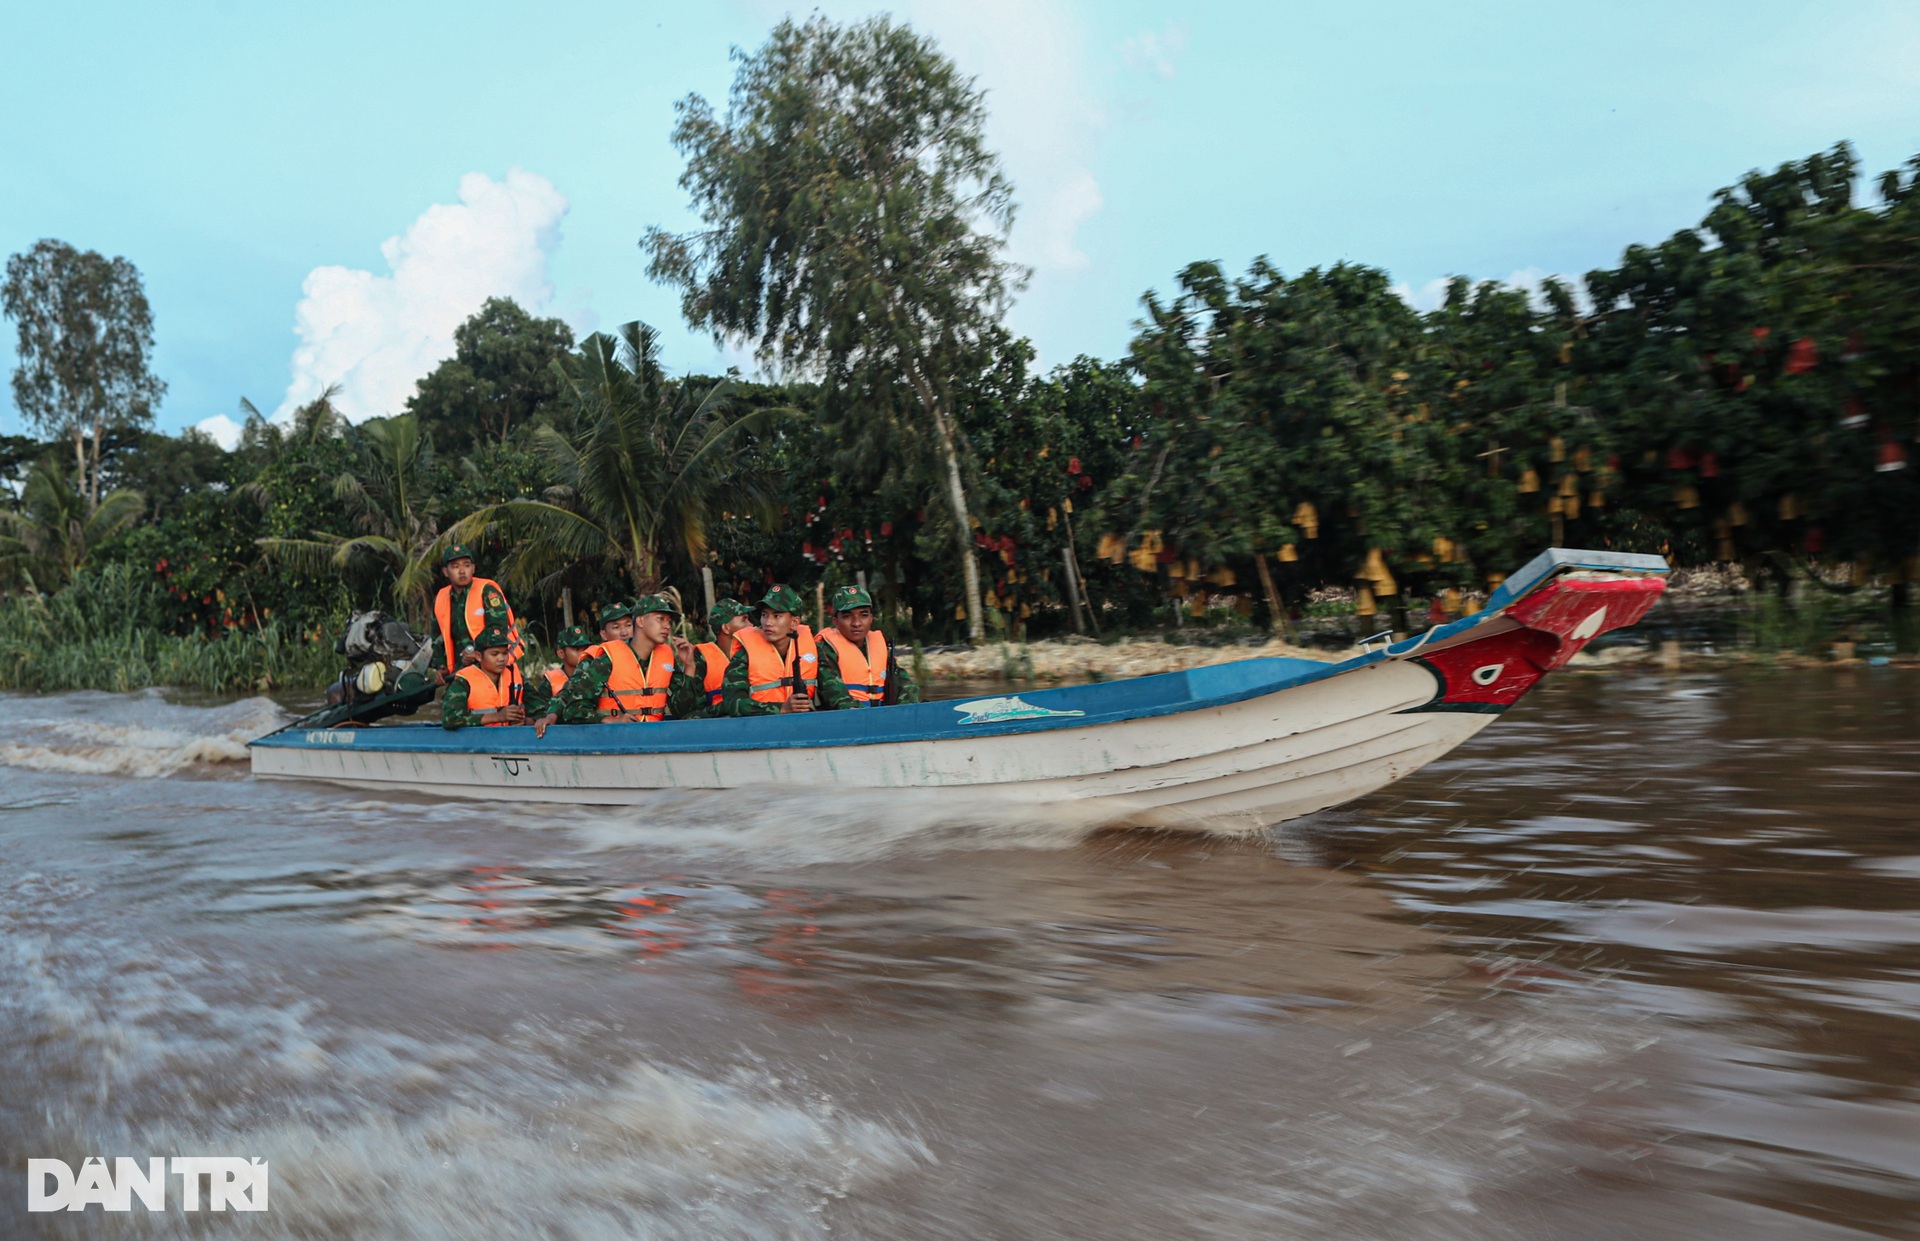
(550, 597, 703, 723)
(430, 580, 515, 673)
(441, 625, 520, 728)
(719, 585, 818, 718)
(814, 584, 919, 710)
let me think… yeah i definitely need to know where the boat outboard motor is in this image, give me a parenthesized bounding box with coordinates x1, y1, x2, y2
(311, 611, 437, 726)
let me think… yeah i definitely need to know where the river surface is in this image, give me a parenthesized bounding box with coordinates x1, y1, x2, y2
(1, 668, 1916, 1239)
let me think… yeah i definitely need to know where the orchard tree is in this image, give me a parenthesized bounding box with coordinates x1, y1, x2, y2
(644, 15, 1026, 642)
(2, 239, 166, 509)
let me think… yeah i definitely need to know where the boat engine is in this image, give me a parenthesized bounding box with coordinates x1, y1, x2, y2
(317, 611, 437, 725)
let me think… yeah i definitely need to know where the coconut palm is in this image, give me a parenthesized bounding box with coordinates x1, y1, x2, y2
(0, 455, 144, 592)
(255, 410, 450, 621)
(449, 320, 776, 596)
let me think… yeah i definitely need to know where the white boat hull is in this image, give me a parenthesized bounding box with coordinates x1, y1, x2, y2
(251, 549, 1667, 826)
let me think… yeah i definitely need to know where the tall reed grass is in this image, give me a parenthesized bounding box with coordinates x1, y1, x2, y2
(0, 565, 342, 694)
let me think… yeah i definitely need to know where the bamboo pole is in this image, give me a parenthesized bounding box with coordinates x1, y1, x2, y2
(1253, 552, 1295, 641)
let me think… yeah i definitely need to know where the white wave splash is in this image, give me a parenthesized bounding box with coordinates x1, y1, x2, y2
(512, 783, 1218, 865)
(0, 692, 288, 778)
(4, 872, 927, 1240)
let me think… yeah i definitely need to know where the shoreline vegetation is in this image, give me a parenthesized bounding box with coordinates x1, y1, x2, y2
(5, 19, 1918, 701)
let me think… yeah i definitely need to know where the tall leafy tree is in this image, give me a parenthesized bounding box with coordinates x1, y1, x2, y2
(2, 239, 167, 510)
(644, 15, 1025, 642)
(450, 321, 775, 595)
(406, 297, 576, 452)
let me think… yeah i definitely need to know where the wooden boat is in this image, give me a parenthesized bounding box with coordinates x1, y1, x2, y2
(250, 548, 1667, 825)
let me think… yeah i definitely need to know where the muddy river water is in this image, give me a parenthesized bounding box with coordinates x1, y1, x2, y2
(1, 667, 1916, 1239)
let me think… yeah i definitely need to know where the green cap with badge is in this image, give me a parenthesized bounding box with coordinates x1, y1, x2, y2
(758, 584, 805, 615)
(709, 598, 752, 631)
(830, 585, 874, 614)
(472, 624, 513, 650)
(596, 601, 633, 627)
(554, 625, 594, 650)
(633, 593, 681, 617)
(441, 542, 475, 567)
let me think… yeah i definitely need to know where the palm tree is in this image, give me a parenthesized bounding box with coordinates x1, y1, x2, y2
(255, 410, 450, 621)
(450, 321, 776, 596)
(0, 456, 144, 592)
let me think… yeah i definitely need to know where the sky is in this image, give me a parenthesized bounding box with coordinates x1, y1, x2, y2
(4, 0, 1920, 444)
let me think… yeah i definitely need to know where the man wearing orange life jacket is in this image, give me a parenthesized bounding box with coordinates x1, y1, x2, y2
(688, 598, 754, 717)
(815, 585, 920, 709)
(440, 626, 526, 728)
(535, 594, 704, 731)
(430, 544, 521, 683)
(525, 625, 594, 720)
(720, 585, 820, 716)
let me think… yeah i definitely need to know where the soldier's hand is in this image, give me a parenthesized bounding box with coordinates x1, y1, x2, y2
(782, 695, 814, 713)
(670, 636, 695, 665)
(533, 713, 558, 739)
(498, 704, 527, 724)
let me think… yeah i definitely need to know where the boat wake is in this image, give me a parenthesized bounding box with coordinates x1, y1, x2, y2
(0, 866, 929, 1240)
(513, 784, 1258, 864)
(0, 692, 287, 778)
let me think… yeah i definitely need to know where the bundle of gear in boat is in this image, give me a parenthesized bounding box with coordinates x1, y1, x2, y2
(304, 544, 918, 730)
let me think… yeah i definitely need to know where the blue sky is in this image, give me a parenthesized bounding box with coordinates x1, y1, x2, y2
(4, 0, 1919, 439)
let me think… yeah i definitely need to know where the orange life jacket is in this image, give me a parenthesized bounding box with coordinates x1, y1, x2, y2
(544, 667, 568, 696)
(589, 640, 675, 720)
(736, 625, 818, 704)
(453, 663, 523, 725)
(433, 578, 520, 665)
(821, 628, 890, 705)
(695, 641, 728, 707)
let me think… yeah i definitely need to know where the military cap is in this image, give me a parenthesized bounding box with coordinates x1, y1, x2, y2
(758, 584, 805, 615)
(830, 585, 874, 614)
(597, 601, 633, 626)
(472, 624, 513, 650)
(709, 598, 753, 631)
(440, 542, 476, 567)
(633, 593, 681, 617)
(554, 625, 595, 650)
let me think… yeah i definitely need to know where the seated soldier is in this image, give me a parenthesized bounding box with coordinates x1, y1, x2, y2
(720, 585, 818, 716)
(441, 626, 526, 728)
(816, 585, 920, 709)
(690, 599, 754, 717)
(524, 625, 594, 720)
(536, 594, 705, 730)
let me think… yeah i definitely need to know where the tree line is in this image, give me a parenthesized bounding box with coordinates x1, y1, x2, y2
(4, 16, 1917, 678)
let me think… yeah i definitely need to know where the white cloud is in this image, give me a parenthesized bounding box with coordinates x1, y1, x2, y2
(277, 169, 568, 423)
(1120, 24, 1186, 81)
(193, 413, 242, 451)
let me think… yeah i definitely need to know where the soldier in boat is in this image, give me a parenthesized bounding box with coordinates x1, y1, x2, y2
(816, 585, 919, 709)
(594, 600, 635, 646)
(525, 625, 594, 721)
(536, 594, 704, 731)
(430, 543, 521, 683)
(441, 626, 526, 728)
(687, 599, 754, 717)
(720, 585, 818, 716)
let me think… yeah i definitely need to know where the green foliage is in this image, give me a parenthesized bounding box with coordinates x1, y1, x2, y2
(407, 297, 575, 452)
(0, 455, 143, 591)
(450, 321, 776, 597)
(2, 239, 166, 509)
(0, 564, 339, 692)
